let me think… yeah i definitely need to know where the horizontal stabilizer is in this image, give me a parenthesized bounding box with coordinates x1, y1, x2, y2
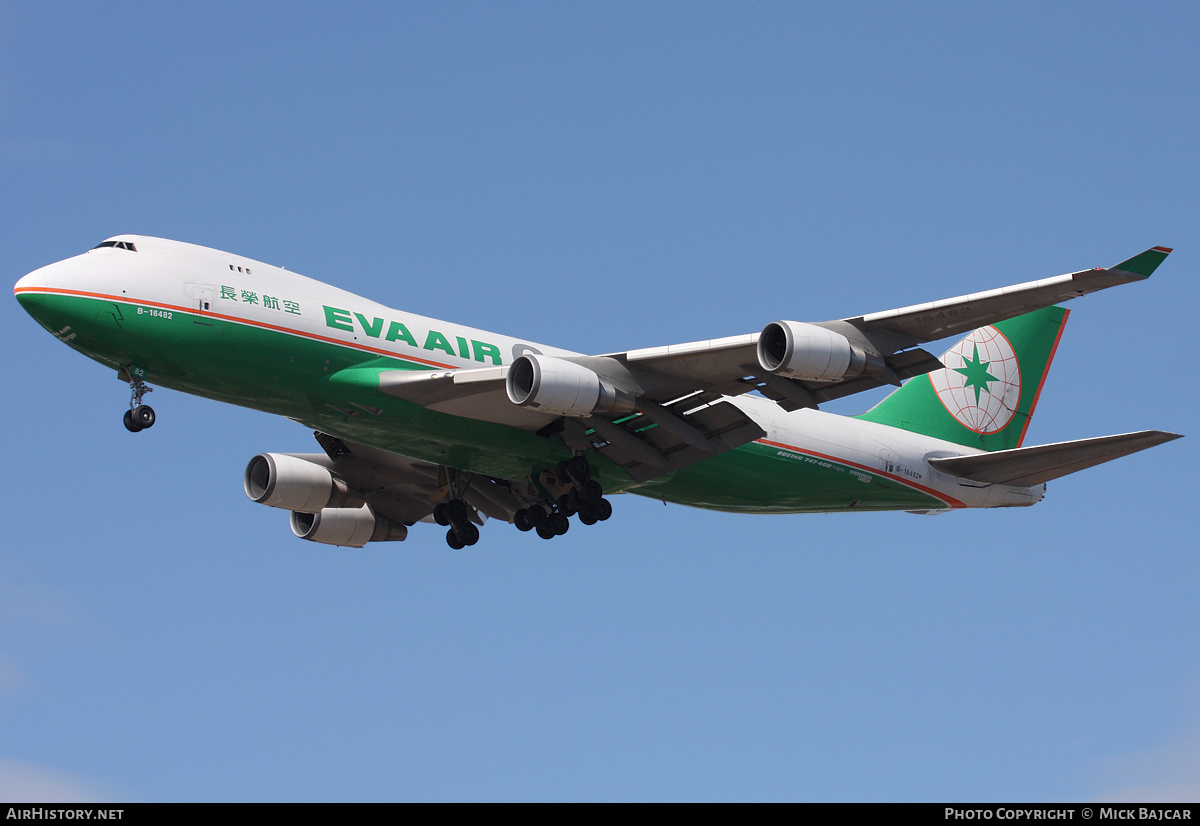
(928, 430, 1182, 487)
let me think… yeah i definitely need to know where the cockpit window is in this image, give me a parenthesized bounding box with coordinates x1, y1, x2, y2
(92, 240, 137, 252)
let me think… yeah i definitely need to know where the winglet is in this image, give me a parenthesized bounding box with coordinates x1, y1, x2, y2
(1111, 246, 1172, 278)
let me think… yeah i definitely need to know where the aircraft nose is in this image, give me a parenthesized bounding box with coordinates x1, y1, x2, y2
(14, 264, 47, 295)
(15, 250, 111, 304)
(13, 263, 53, 317)
(14, 252, 112, 333)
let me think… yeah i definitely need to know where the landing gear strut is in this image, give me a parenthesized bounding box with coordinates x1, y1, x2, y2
(122, 374, 155, 433)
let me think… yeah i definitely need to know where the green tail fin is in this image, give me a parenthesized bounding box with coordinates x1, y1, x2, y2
(857, 306, 1069, 451)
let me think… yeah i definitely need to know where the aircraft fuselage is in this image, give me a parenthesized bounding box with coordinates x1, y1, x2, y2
(15, 235, 1043, 518)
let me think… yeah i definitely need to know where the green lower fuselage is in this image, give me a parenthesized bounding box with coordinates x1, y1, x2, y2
(17, 288, 954, 514)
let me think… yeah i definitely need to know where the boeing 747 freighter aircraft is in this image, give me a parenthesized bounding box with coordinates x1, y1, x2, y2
(14, 237, 1181, 548)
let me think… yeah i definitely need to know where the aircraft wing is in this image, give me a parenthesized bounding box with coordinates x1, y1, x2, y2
(612, 246, 1171, 411)
(366, 364, 769, 483)
(849, 246, 1172, 346)
(304, 432, 527, 526)
(344, 247, 1169, 484)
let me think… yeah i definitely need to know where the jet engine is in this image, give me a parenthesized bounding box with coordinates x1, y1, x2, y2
(243, 453, 365, 512)
(505, 354, 636, 417)
(290, 506, 408, 547)
(756, 321, 884, 382)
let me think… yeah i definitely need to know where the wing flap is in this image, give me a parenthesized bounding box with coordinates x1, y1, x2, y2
(581, 400, 766, 483)
(928, 431, 1182, 487)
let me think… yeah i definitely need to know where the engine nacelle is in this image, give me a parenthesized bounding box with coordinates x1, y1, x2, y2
(505, 354, 636, 417)
(244, 453, 364, 512)
(756, 321, 883, 382)
(290, 506, 408, 547)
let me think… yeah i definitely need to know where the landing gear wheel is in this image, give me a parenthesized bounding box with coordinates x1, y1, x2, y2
(446, 528, 465, 549)
(433, 503, 451, 526)
(550, 513, 570, 536)
(123, 410, 143, 433)
(593, 498, 613, 521)
(527, 505, 548, 527)
(446, 498, 469, 526)
(536, 524, 557, 540)
(578, 509, 598, 526)
(514, 509, 534, 532)
(580, 479, 603, 504)
(132, 405, 155, 429)
(556, 494, 577, 518)
(456, 523, 480, 546)
(557, 455, 591, 484)
(566, 455, 590, 480)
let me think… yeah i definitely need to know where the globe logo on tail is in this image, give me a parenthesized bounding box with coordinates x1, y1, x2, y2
(930, 326, 1021, 433)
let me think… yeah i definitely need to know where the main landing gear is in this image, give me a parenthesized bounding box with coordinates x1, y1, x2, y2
(513, 503, 571, 540)
(513, 455, 613, 541)
(122, 374, 156, 433)
(431, 457, 612, 548)
(433, 497, 480, 549)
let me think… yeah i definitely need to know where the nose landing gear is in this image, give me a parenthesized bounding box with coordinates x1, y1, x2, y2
(122, 373, 155, 433)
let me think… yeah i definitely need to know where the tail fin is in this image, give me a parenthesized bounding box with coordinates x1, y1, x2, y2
(857, 306, 1069, 451)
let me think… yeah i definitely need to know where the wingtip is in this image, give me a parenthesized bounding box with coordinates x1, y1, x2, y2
(1111, 246, 1172, 278)
(1140, 430, 1185, 447)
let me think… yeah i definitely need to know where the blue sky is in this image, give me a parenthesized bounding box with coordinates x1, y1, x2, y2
(1, 1, 1197, 802)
